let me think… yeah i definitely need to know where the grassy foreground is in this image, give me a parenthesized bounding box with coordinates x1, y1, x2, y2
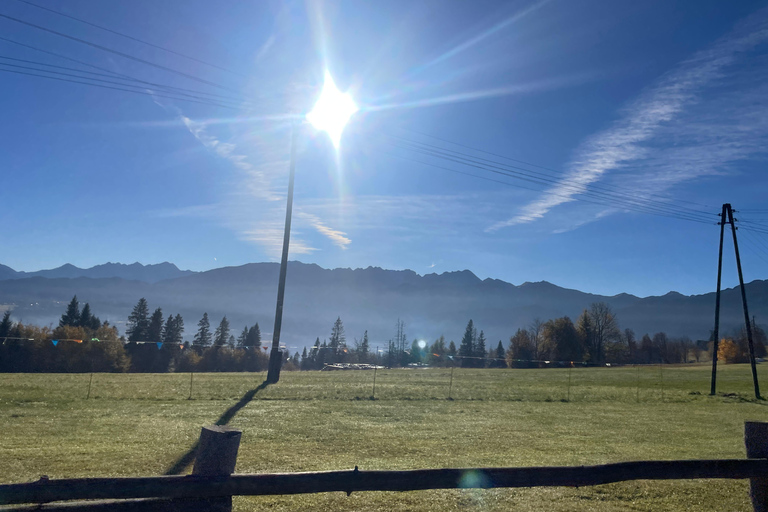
(1, 364, 768, 511)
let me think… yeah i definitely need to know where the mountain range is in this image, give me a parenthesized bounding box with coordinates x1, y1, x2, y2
(1, 261, 765, 350)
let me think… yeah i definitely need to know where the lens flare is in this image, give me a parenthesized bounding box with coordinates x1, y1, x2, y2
(306, 71, 358, 148)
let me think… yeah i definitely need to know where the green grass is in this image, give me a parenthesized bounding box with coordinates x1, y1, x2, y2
(2, 364, 768, 510)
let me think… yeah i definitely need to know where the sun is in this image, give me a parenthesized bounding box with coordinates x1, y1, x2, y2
(306, 71, 358, 148)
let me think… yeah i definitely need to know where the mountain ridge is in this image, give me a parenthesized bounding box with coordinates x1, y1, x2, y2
(0, 261, 764, 348)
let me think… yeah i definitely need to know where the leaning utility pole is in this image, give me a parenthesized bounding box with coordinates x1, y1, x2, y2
(710, 203, 761, 399)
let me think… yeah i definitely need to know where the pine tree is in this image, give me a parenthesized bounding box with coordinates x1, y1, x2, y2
(126, 298, 150, 341)
(458, 319, 475, 367)
(237, 326, 248, 348)
(491, 340, 506, 368)
(448, 340, 457, 357)
(330, 317, 345, 356)
(359, 330, 370, 362)
(162, 315, 176, 345)
(60, 295, 80, 327)
(174, 314, 185, 343)
(475, 330, 487, 367)
(147, 308, 164, 343)
(194, 312, 212, 347)
(0, 311, 12, 338)
(300, 346, 309, 370)
(228, 335, 236, 349)
(245, 323, 261, 348)
(214, 316, 230, 347)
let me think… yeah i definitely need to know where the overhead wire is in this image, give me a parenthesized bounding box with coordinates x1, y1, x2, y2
(378, 146, 717, 226)
(397, 127, 720, 211)
(385, 133, 717, 221)
(10, 0, 246, 77)
(380, 137, 718, 225)
(0, 12, 240, 93)
(0, 56, 251, 108)
(0, 67, 243, 110)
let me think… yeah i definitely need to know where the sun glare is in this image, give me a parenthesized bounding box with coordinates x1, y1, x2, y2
(306, 71, 358, 148)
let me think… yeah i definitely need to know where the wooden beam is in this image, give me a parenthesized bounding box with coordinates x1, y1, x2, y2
(2, 459, 768, 506)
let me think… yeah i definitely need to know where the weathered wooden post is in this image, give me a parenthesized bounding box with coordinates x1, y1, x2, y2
(746, 421, 768, 511)
(192, 425, 242, 512)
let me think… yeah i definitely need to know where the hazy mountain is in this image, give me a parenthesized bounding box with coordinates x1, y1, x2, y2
(0, 262, 194, 283)
(0, 261, 764, 350)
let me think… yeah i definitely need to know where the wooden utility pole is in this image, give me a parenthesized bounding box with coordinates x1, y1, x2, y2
(727, 205, 761, 399)
(710, 203, 761, 399)
(710, 204, 727, 395)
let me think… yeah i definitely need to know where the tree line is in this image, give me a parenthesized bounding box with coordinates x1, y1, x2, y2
(1, 297, 765, 373)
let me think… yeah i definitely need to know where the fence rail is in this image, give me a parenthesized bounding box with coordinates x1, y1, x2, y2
(2, 423, 768, 511)
(2, 459, 768, 506)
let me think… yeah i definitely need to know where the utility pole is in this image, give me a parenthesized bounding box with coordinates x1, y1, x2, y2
(710, 203, 761, 399)
(266, 126, 298, 384)
(727, 204, 761, 399)
(710, 204, 727, 395)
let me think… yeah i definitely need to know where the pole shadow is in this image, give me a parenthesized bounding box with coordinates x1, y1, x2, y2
(164, 380, 271, 475)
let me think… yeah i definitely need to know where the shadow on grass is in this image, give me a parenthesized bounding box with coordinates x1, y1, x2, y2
(164, 380, 271, 475)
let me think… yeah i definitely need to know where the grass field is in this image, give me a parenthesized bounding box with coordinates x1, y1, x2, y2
(2, 364, 768, 511)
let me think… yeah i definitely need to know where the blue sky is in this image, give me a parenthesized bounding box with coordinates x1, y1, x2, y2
(1, 0, 768, 297)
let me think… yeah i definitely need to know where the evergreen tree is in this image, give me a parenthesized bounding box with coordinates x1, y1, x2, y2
(491, 340, 506, 368)
(448, 340, 457, 357)
(174, 314, 185, 343)
(475, 330, 487, 367)
(228, 335, 236, 349)
(126, 298, 150, 342)
(458, 319, 475, 367)
(237, 326, 248, 348)
(0, 311, 12, 338)
(300, 346, 309, 370)
(147, 308, 164, 343)
(358, 330, 370, 362)
(162, 315, 176, 345)
(60, 295, 80, 327)
(330, 317, 346, 356)
(194, 312, 212, 347)
(214, 316, 230, 347)
(245, 323, 261, 348)
(82, 303, 101, 330)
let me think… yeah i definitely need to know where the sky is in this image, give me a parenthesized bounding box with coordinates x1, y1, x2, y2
(1, 0, 768, 298)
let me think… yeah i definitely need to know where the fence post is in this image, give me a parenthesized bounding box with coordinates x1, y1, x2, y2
(191, 425, 242, 512)
(745, 421, 768, 512)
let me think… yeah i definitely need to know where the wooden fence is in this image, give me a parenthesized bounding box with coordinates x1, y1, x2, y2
(2, 422, 768, 511)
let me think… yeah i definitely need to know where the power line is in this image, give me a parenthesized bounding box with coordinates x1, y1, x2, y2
(397, 127, 719, 211)
(382, 138, 717, 225)
(0, 67, 242, 110)
(11, 0, 246, 77)
(0, 12, 239, 93)
(378, 146, 716, 226)
(386, 134, 717, 220)
(0, 56, 251, 108)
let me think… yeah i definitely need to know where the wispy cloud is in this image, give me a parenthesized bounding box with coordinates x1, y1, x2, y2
(296, 211, 351, 249)
(487, 7, 768, 231)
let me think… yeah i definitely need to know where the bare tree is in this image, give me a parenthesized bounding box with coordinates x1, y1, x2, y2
(589, 302, 620, 364)
(529, 318, 544, 360)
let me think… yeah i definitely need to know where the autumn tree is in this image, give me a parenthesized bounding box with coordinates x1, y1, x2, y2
(540, 317, 582, 362)
(508, 328, 535, 368)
